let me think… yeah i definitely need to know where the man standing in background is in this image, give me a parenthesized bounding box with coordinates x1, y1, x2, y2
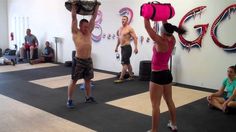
(114, 16, 138, 83)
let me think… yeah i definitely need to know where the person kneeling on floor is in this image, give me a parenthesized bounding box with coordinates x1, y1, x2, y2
(207, 64, 236, 113)
(29, 41, 54, 65)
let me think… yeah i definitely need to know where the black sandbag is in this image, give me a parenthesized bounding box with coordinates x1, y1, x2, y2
(65, 0, 101, 15)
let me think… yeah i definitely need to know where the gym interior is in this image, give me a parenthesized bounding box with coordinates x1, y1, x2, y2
(0, 0, 235, 132)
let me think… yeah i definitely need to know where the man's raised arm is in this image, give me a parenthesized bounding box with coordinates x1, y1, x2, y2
(89, 3, 100, 32)
(71, 3, 79, 34)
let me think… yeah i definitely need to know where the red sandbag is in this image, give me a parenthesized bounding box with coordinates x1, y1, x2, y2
(140, 2, 175, 21)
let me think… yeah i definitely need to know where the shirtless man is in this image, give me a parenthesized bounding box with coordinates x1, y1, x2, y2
(67, 3, 100, 108)
(114, 16, 138, 83)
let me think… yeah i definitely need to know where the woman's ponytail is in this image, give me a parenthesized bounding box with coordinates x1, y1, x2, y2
(162, 23, 187, 35)
(172, 25, 186, 35)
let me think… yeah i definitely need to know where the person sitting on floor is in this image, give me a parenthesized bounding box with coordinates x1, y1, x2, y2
(19, 29, 39, 62)
(29, 41, 54, 65)
(0, 57, 16, 66)
(207, 65, 236, 113)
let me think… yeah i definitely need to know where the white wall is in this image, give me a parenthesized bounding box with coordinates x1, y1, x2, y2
(8, 0, 71, 62)
(171, 0, 236, 89)
(7, 0, 236, 89)
(0, 0, 8, 51)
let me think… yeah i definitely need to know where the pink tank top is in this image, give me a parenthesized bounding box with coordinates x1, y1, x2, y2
(152, 39, 175, 71)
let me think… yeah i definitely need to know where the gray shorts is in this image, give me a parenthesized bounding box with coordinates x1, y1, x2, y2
(72, 57, 94, 80)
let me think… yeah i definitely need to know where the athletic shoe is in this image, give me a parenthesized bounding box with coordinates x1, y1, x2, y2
(114, 79, 124, 83)
(85, 97, 96, 103)
(126, 76, 134, 81)
(67, 100, 75, 109)
(167, 121, 178, 132)
(29, 60, 34, 65)
(11, 59, 15, 66)
(18, 58, 23, 62)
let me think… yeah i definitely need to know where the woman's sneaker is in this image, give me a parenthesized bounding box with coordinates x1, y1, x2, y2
(67, 100, 75, 109)
(167, 121, 178, 132)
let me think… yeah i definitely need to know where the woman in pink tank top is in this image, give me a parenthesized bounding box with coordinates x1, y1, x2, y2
(144, 18, 186, 132)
